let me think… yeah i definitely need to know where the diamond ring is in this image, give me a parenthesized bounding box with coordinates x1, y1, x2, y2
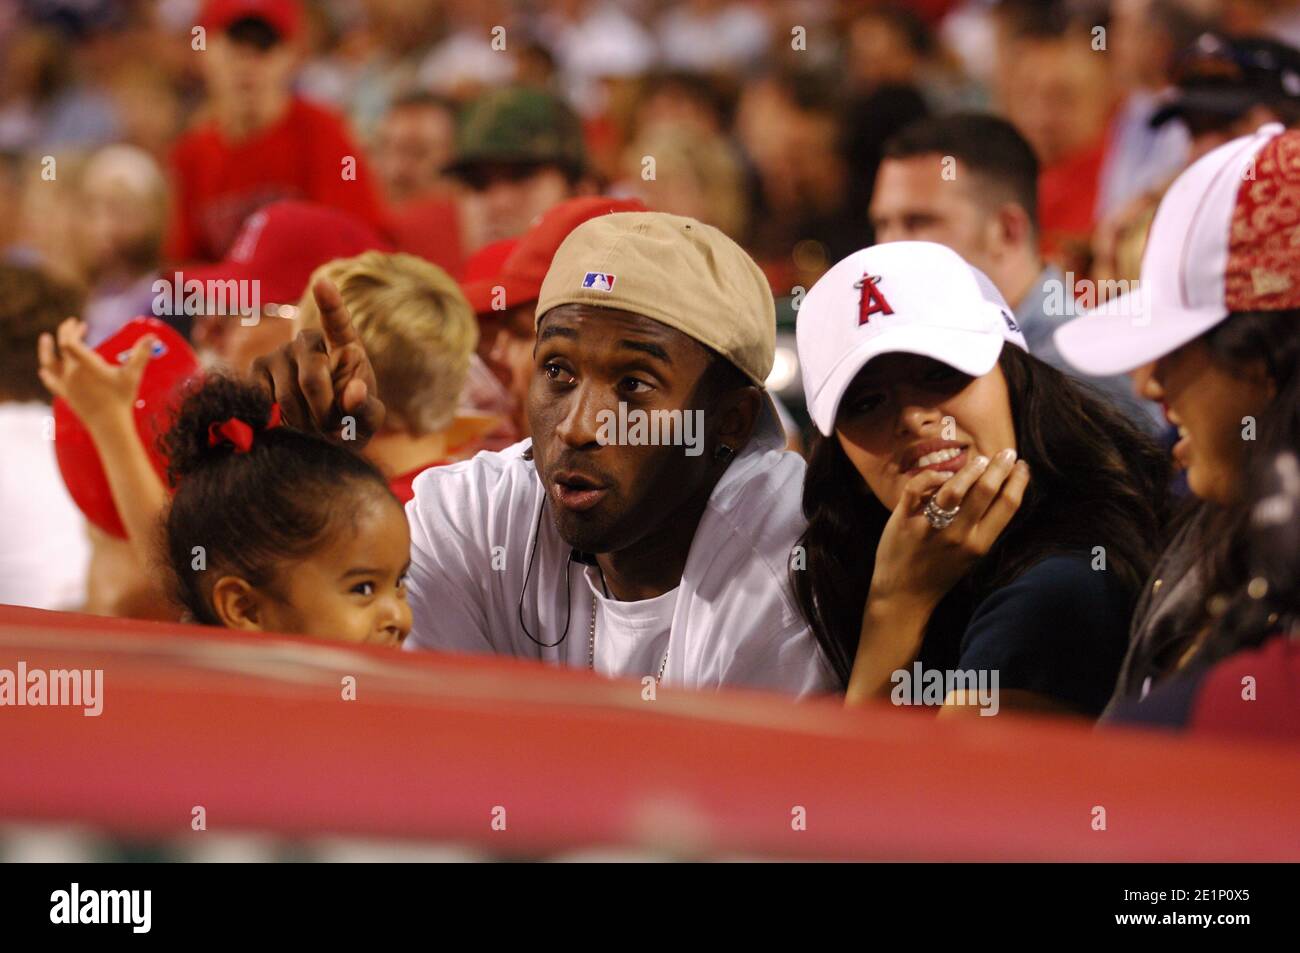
(923, 495, 960, 530)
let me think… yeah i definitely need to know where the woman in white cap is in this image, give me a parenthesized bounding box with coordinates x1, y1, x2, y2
(1055, 124, 1300, 717)
(794, 241, 1170, 716)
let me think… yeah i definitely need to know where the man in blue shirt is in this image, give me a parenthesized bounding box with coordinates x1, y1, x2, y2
(869, 112, 1164, 435)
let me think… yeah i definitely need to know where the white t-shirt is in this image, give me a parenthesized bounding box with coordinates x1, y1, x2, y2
(0, 402, 90, 610)
(587, 570, 676, 681)
(403, 406, 837, 697)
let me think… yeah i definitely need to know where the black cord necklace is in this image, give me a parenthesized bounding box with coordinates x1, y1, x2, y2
(516, 496, 605, 649)
(517, 499, 570, 649)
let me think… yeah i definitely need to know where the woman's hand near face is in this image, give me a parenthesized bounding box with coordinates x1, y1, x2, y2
(870, 448, 1030, 609)
(844, 448, 1031, 705)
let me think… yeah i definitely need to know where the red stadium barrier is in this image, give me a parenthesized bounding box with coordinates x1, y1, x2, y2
(0, 604, 1296, 860)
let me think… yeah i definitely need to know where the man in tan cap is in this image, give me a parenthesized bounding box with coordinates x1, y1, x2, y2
(253, 212, 836, 695)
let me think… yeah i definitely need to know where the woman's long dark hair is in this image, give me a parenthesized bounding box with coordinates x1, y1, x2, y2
(1138, 311, 1300, 676)
(792, 346, 1173, 687)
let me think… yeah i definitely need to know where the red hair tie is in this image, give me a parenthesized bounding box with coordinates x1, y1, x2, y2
(207, 403, 283, 454)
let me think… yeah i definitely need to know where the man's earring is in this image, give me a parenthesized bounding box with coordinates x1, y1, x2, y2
(714, 444, 736, 464)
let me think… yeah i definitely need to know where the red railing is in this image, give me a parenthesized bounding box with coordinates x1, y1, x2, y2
(1, 604, 1296, 860)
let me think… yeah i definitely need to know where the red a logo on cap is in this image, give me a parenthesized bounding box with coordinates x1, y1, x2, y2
(856, 273, 894, 325)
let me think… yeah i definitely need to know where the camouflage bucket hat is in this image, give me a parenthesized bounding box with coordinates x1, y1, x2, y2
(447, 87, 587, 178)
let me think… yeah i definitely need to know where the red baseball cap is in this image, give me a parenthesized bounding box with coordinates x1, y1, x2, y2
(185, 200, 390, 311)
(460, 197, 648, 316)
(461, 238, 519, 288)
(54, 318, 202, 539)
(201, 0, 303, 41)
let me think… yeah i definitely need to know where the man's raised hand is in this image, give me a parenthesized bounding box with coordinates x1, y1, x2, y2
(251, 277, 385, 444)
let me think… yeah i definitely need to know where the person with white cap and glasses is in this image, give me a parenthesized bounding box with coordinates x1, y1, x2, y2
(793, 241, 1171, 716)
(1054, 124, 1300, 717)
(251, 212, 838, 695)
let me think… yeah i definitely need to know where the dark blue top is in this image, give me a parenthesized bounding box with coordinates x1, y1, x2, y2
(916, 554, 1134, 717)
(1105, 669, 1201, 729)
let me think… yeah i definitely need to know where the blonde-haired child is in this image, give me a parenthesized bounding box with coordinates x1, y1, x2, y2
(294, 251, 510, 499)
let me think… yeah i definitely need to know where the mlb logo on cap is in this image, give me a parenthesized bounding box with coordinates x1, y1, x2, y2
(582, 272, 616, 292)
(116, 339, 169, 364)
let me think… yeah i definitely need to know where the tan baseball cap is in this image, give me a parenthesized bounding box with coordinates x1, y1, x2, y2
(534, 212, 775, 386)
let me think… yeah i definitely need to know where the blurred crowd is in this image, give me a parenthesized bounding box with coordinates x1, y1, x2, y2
(4, 0, 1300, 303)
(2, 0, 1300, 626)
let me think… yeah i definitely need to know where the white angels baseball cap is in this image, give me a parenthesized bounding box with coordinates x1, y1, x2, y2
(796, 241, 1028, 436)
(1055, 123, 1297, 376)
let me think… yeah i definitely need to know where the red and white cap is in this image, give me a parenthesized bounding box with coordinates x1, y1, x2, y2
(796, 241, 1028, 436)
(1055, 123, 1298, 375)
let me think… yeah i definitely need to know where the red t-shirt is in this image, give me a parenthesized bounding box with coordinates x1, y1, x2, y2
(165, 97, 388, 262)
(1037, 137, 1107, 264)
